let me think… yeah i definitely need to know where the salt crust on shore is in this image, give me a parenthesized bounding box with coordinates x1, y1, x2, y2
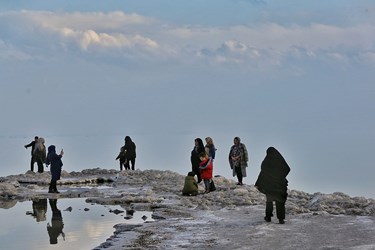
(0, 168, 374, 249)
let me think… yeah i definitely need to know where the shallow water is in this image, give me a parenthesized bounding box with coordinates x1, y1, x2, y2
(0, 198, 153, 250)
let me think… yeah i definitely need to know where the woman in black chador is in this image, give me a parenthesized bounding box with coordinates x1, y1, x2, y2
(255, 147, 290, 224)
(190, 138, 205, 183)
(124, 136, 136, 170)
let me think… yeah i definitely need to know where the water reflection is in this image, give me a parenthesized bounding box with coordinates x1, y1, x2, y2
(0, 198, 154, 250)
(47, 199, 65, 244)
(28, 198, 47, 222)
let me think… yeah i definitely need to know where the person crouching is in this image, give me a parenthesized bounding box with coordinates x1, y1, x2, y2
(182, 171, 198, 196)
(46, 145, 64, 194)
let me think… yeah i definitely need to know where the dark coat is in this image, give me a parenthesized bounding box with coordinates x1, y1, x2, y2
(116, 146, 127, 163)
(190, 138, 205, 176)
(25, 140, 37, 156)
(124, 136, 136, 159)
(255, 147, 290, 202)
(205, 144, 216, 159)
(46, 145, 63, 181)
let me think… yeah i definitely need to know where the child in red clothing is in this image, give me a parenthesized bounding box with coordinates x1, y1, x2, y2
(199, 152, 213, 193)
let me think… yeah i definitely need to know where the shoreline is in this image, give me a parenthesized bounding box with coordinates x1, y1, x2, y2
(0, 168, 374, 249)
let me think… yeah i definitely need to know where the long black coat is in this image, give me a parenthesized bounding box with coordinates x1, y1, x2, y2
(190, 138, 205, 178)
(124, 136, 136, 159)
(255, 147, 290, 202)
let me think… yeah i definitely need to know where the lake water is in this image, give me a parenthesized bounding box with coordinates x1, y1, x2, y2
(0, 198, 153, 250)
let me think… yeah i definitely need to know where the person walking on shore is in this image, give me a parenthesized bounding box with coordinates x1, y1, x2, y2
(255, 147, 290, 224)
(229, 137, 249, 185)
(24, 136, 39, 172)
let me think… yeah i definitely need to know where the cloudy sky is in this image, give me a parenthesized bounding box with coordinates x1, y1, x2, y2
(1, 1, 374, 197)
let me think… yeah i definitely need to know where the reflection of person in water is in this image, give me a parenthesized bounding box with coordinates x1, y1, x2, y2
(47, 199, 65, 244)
(31, 198, 47, 222)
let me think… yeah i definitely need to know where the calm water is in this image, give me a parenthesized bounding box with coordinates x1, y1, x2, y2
(0, 198, 153, 250)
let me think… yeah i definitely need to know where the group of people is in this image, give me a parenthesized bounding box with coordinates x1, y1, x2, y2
(25, 136, 64, 193)
(115, 136, 137, 171)
(183, 136, 291, 224)
(24, 136, 47, 173)
(25, 135, 290, 224)
(184, 136, 248, 196)
(25, 135, 137, 192)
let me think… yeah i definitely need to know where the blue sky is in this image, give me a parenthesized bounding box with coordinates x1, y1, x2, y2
(1, 0, 374, 197)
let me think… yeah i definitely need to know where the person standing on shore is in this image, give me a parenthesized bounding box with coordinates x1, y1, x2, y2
(33, 137, 47, 173)
(229, 137, 249, 185)
(24, 136, 39, 172)
(190, 138, 205, 183)
(255, 147, 290, 224)
(46, 145, 64, 193)
(115, 146, 127, 171)
(205, 137, 217, 191)
(205, 137, 216, 160)
(124, 136, 136, 170)
(199, 152, 213, 193)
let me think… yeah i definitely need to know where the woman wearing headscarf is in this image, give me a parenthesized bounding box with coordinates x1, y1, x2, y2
(191, 138, 205, 183)
(205, 137, 217, 160)
(229, 137, 249, 185)
(255, 147, 290, 224)
(33, 137, 47, 173)
(46, 145, 64, 193)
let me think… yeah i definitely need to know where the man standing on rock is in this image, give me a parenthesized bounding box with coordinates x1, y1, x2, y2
(24, 136, 39, 172)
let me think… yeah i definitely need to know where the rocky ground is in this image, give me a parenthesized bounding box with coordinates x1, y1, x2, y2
(0, 168, 374, 249)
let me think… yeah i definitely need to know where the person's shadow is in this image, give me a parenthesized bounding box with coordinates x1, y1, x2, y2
(47, 199, 65, 244)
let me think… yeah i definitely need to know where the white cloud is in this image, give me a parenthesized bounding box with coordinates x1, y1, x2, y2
(1, 10, 375, 68)
(1, 11, 159, 53)
(60, 28, 158, 51)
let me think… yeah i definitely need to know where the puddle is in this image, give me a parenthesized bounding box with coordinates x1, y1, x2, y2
(0, 198, 153, 250)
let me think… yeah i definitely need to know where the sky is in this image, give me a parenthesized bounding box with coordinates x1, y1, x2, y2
(0, 0, 374, 198)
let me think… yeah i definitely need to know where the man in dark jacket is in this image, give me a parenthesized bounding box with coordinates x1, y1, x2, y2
(124, 136, 136, 170)
(24, 136, 38, 171)
(255, 147, 290, 224)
